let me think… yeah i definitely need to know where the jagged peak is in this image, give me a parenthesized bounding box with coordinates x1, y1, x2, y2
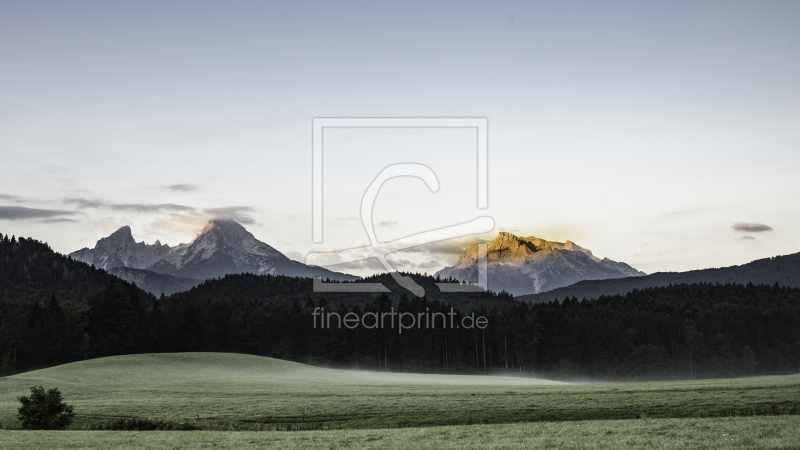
(108, 225, 133, 238)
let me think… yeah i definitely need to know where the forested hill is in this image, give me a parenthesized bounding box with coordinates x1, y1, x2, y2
(518, 252, 800, 304)
(0, 232, 153, 304)
(181, 272, 515, 310)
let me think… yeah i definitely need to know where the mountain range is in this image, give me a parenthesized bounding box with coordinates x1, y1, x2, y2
(435, 232, 645, 296)
(517, 251, 800, 303)
(66, 220, 800, 302)
(69, 217, 357, 296)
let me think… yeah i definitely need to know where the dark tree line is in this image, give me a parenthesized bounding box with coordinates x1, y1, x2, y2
(2, 278, 799, 381)
(182, 272, 515, 311)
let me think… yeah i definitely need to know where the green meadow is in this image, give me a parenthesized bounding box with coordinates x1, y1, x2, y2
(0, 353, 798, 448)
(1, 416, 799, 450)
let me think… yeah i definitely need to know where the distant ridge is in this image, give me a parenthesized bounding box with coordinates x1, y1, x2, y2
(107, 267, 201, 297)
(518, 251, 800, 303)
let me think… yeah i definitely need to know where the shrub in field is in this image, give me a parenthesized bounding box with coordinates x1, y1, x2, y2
(17, 385, 75, 430)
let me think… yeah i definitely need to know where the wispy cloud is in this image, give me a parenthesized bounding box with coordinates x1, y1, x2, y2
(62, 198, 105, 208)
(63, 197, 192, 213)
(205, 206, 257, 225)
(731, 222, 773, 232)
(403, 235, 491, 255)
(0, 194, 23, 202)
(168, 184, 197, 192)
(0, 205, 78, 221)
(738, 236, 756, 240)
(109, 203, 192, 213)
(39, 218, 80, 223)
(386, 257, 441, 271)
(417, 260, 441, 269)
(145, 206, 259, 238)
(378, 220, 398, 226)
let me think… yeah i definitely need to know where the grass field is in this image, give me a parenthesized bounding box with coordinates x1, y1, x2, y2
(0, 353, 798, 449)
(1, 416, 799, 449)
(1, 353, 799, 430)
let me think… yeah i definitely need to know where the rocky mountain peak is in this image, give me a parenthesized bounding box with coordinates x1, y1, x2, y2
(437, 231, 645, 296)
(95, 226, 136, 250)
(70, 218, 357, 290)
(106, 225, 133, 240)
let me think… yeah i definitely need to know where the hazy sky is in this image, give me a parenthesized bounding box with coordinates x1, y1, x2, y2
(1, 0, 798, 277)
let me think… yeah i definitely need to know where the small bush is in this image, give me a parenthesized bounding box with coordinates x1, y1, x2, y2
(17, 385, 75, 430)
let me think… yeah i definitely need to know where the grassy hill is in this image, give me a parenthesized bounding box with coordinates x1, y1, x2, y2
(0, 352, 563, 429)
(1, 353, 798, 431)
(4, 352, 559, 388)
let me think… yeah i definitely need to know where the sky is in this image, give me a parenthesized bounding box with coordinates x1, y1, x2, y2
(1, 0, 798, 277)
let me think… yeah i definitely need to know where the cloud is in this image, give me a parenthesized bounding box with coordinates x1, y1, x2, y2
(168, 184, 197, 192)
(0, 205, 78, 221)
(39, 218, 80, 223)
(379, 221, 398, 226)
(63, 197, 192, 213)
(144, 206, 259, 238)
(324, 258, 387, 272)
(307, 232, 489, 277)
(403, 235, 491, 255)
(61, 197, 254, 223)
(63, 198, 106, 208)
(110, 203, 192, 213)
(306, 236, 446, 273)
(204, 206, 257, 225)
(318, 255, 441, 274)
(417, 260, 441, 269)
(731, 222, 773, 232)
(338, 216, 359, 221)
(0, 194, 23, 202)
(738, 236, 756, 240)
(386, 257, 441, 270)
